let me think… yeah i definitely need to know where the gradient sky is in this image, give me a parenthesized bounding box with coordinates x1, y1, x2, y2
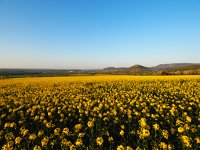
(0, 0, 200, 69)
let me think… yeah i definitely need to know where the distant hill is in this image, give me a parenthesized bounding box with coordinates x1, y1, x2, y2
(1, 63, 200, 78)
(171, 64, 200, 71)
(153, 63, 199, 70)
(103, 67, 127, 70)
(129, 65, 148, 70)
(126, 65, 150, 74)
(103, 67, 116, 70)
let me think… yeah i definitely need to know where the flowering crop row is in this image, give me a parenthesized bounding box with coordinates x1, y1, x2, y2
(0, 75, 199, 149)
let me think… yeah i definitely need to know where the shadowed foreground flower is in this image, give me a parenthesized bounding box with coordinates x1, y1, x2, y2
(178, 127, 185, 133)
(29, 133, 37, 140)
(108, 136, 113, 142)
(153, 124, 159, 131)
(139, 128, 150, 139)
(62, 127, 70, 135)
(139, 118, 147, 127)
(126, 146, 133, 150)
(117, 145, 125, 150)
(70, 145, 76, 150)
(41, 136, 49, 147)
(159, 142, 167, 149)
(96, 137, 104, 146)
(75, 138, 83, 147)
(15, 137, 22, 144)
(74, 124, 82, 132)
(2, 141, 14, 150)
(21, 129, 29, 136)
(195, 137, 200, 144)
(54, 128, 60, 135)
(33, 145, 42, 150)
(186, 116, 192, 122)
(136, 147, 142, 150)
(38, 130, 44, 137)
(87, 120, 94, 128)
(120, 130, 124, 136)
(181, 135, 192, 147)
(162, 130, 168, 139)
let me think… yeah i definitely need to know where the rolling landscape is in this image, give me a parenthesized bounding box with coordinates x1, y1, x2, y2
(0, 0, 200, 150)
(1, 63, 200, 78)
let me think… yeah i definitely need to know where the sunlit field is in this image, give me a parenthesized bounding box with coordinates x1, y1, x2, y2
(0, 75, 200, 150)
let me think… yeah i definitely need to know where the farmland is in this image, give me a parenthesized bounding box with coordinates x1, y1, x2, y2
(0, 75, 200, 150)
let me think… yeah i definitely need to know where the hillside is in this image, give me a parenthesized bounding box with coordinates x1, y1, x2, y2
(1, 63, 200, 78)
(171, 64, 200, 71)
(153, 63, 199, 70)
(128, 65, 148, 70)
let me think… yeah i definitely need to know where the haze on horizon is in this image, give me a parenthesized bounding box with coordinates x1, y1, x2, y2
(0, 0, 200, 69)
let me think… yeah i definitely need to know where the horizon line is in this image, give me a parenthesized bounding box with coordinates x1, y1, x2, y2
(0, 62, 199, 70)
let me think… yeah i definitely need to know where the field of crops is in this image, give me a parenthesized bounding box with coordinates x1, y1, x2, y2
(0, 75, 199, 150)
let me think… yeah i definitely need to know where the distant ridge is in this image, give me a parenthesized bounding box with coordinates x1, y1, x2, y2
(129, 64, 148, 70)
(153, 63, 199, 70)
(103, 67, 116, 70)
(1, 63, 200, 78)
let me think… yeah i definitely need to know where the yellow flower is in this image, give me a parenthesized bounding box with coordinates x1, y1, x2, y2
(15, 137, 22, 144)
(2, 141, 14, 150)
(178, 127, 185, 133)
(195, 137, 200, 144)
(50, 140, 56, 147)
(126, 146, 133, 150)
(176, 119, 182, 126)
(108, 136, 113, 142)
(10, 122, 16, 128)
(34, 115, 40, 121)
(96, 137, 104, 146)
(48, 112, 52, 117)
(38, 130, 44, 137)
(159, 142, 167, 149)
(121, 125, 125, 129)
(4, 122, 10, 128)
(185, 116, 192, 122)
(168, 144, 173, 150)
(74, 124, 82, 132)
(75, 138, 83, 147)
(117, 145, 125, 150)
(62, 127, 70, 135)
(136, 147, 142, 150)
(29, 133, 37, 140)
(54, 128, 60, 135)
(78, 133, 85, 138)
(162, 130, 168, 139)
(120, 130, 124, 136)
(21, 129, 29, 136)
(139, 118, 147, 127)
(61, 139, 72, 146)
(33, 145, 42, 150)
(153, 124, 159, 131)
(46, 122, 52, 128)
(70, 145, 76, 150)
(139, 128, 150, 139)
(181, 135, 192, 147)
(184, 124, 190, 130)
(41, 136, 49, 147)
(87, 120, 94, 128)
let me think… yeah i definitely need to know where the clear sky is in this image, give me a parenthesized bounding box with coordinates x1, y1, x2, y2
(0, 0, 200, 69)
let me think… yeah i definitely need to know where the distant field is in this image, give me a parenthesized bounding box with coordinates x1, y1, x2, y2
(0, 75, 200, 149)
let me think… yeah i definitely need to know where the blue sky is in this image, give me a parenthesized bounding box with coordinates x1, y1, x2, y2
(0, 0, 200, 69)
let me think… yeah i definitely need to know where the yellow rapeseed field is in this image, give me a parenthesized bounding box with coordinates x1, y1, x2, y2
(0, 75, 200, 150)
